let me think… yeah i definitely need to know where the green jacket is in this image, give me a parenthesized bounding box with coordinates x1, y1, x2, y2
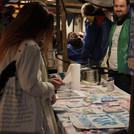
(108, 19, 130, 73)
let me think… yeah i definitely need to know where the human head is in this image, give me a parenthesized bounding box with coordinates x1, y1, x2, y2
(67, 32, 83, 49)
(13, 1, 54, 43)
(6, 5, 15, 15)
(113, 0, 130, 21)
(0, 1, 54, 61)
(113, 0, 130, 5)
(68, 32, 78, 43)
(81, 3, 95, 18)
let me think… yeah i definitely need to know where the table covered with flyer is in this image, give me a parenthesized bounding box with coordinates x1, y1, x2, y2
(52, 64, 130, 134)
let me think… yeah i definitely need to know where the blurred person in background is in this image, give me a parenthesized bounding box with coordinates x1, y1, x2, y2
(67, 32, 88, 66)
(108, 0, 131, 94)
(79, 3, 113, 68)
(0, 5, 15, 37)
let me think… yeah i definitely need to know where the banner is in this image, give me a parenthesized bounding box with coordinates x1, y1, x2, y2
(127, 8, 134, 76)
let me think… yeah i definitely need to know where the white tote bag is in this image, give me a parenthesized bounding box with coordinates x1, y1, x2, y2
(0, 76, 44, 133)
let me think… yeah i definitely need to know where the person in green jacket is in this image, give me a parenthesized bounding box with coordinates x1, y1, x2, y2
(108, 0, 131, 94)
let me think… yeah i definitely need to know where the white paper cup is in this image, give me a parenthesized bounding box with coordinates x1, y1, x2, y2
(107, 77, 114, 92)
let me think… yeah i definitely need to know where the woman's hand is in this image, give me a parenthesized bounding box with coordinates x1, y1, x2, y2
(49, 74, 65, 90)
(51, 94, 56, 105)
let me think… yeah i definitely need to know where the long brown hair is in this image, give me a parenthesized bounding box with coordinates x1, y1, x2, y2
(0, 1, 54, 62)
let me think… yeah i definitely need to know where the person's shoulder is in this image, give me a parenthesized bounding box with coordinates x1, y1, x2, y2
(19, 40, 40, 52)
(67, 43, 72, 48)
(15, 40, 40, 60)
(126, 18, 130, 22)
(67, 44, 76, 50)
(105, 17, 114, 25)
(20, 40, 39, 47)
(85, 19, 90, 24)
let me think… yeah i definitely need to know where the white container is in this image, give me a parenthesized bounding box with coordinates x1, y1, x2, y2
(63, 63, 81, 90)
(86, 70, 95, 82)
(70, 63, 80, 90)
(107, 77, 114, 92)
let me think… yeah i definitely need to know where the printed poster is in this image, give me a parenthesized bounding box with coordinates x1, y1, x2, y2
(69, 112, 129, 129)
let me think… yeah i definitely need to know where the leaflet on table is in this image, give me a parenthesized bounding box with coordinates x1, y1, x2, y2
(69, 112, 129, 129)
(70, 107, 96, 114)
(66, 95, 104, 108)
(56, 90, 86, 100)
(101, 97, 118, 102)
(107, 91, 125, 96)
(122, 104, 130, 111)
(52, 106, 69, 112)
(52, 100, 69, 112)
(66, 100, 91, 108)
(88, 89, 106, 94)
(103, 106, 125, 113)
(80, 87, 106, 94)
(70, 106, 102, 114)
(108, 101, 130, 111)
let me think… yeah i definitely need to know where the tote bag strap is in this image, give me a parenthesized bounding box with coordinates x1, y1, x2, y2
(0, 60, 16, 96)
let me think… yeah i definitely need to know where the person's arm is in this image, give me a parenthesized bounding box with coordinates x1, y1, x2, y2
(16, 43, 55, 99)
(49, 74, 64, 90)
(81, 20, 95, 61)
(77, 31, 84, 39)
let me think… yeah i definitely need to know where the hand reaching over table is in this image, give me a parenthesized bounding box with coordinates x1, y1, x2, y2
(49, 74, 65, 90)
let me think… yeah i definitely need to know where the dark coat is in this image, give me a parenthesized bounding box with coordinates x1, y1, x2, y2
(81, 17, 114, 62)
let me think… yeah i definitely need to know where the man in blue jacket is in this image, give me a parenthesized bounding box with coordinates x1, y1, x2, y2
(80, 3, 113, 68)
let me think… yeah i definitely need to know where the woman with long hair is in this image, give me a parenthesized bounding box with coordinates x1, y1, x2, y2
(0, 1, 64, 134)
